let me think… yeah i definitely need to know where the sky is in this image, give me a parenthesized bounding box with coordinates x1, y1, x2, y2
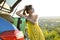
(11, 0, 60, 17)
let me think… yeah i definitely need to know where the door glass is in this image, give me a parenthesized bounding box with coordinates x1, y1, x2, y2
(6, 0, 17, 7)
(0, 0, 21, 13)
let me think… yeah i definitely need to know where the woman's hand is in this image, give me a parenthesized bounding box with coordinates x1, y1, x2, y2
(16, 9, 24, 16)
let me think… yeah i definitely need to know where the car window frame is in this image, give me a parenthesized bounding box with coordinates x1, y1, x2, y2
(0, 0, 21, 13)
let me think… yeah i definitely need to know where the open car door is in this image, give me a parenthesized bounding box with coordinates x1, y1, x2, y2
(0, 0, 21, 13)
(0, 0, 22, 23)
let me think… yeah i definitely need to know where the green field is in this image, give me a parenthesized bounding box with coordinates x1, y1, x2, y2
(39, 17, 60, 40)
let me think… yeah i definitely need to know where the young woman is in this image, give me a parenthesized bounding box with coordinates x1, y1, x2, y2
(16, 5, 45, 40)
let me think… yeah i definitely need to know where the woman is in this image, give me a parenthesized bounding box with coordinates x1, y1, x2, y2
(16, 5, 45, 40)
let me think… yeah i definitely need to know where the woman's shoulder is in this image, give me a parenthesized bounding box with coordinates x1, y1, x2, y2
(33, 14, 38, 17)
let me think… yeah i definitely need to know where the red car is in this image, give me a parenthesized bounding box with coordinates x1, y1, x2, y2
(0, 18, 24, 40)
(0, 0, 24, 40)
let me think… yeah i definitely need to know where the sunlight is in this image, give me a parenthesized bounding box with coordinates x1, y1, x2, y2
(12, 0, 60, 17)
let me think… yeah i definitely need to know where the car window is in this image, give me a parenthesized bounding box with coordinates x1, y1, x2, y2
(6, 0, 17, 7)
(0, 0, 21, 13)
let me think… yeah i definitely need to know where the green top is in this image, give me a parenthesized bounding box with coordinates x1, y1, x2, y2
(20, 17, 26, 33)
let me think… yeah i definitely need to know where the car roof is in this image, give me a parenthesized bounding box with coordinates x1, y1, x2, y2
(0, 17, 18, 33)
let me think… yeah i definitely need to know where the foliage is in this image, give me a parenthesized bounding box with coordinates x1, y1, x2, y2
(39, 24, 60, 40)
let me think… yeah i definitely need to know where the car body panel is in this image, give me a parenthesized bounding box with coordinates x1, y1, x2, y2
(0, 17, 24, 40)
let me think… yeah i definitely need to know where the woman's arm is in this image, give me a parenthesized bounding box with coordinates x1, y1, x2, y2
(17, 12, 35, 24)
(16, 10, 36, 24)
(16, 9, 24, 16)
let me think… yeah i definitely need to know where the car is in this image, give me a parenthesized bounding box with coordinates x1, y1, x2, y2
(0, 17, 24, 40)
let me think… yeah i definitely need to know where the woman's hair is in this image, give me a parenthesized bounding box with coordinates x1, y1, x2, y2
(23, 5, 32, 15)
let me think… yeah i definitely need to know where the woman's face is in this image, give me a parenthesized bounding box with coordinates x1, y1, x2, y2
(28, 8, 34, 15)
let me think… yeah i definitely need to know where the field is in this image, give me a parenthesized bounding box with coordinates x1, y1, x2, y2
(38, 17, 60, 40)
